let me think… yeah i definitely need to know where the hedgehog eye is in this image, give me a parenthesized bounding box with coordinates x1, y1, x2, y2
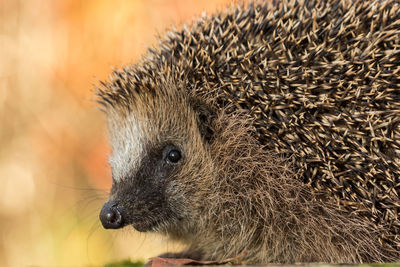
(166, 149, 182, 164)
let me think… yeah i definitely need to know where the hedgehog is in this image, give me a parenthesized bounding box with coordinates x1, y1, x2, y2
(96, 0, 400, 263)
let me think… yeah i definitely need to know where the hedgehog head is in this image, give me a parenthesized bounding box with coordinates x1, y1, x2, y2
(97, 69, 216, 237)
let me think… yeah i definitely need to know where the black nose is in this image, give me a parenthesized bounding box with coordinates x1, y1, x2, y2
(100, 201, 124, 229)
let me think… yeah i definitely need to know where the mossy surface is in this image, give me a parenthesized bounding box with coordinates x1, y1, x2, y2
(104, 259, 145, 267)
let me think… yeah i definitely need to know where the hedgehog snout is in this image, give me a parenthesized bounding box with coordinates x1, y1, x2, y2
(99, 200, 125, 229)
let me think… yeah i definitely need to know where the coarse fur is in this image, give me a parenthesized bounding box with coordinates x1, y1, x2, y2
(190, 111, 398, 263)
(97, 0, 400, 263)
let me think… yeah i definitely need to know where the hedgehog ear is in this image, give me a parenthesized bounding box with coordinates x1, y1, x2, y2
(190, 98, 216, 143)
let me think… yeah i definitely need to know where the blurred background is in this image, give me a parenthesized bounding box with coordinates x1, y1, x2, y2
(0, 0, 233, 266)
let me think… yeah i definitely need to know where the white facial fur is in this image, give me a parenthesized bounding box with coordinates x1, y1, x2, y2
(108, 113, 144, 182)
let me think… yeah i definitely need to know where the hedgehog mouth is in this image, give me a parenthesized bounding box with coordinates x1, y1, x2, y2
(131, 217, 162, 232)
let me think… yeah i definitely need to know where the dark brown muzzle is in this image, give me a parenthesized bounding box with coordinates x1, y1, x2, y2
(99, 200, 125, 229)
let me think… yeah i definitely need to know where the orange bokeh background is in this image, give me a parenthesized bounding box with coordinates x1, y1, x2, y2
(0, 1, 233, 266)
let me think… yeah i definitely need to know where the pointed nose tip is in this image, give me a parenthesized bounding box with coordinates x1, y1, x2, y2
(100, 201, 124, 229)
